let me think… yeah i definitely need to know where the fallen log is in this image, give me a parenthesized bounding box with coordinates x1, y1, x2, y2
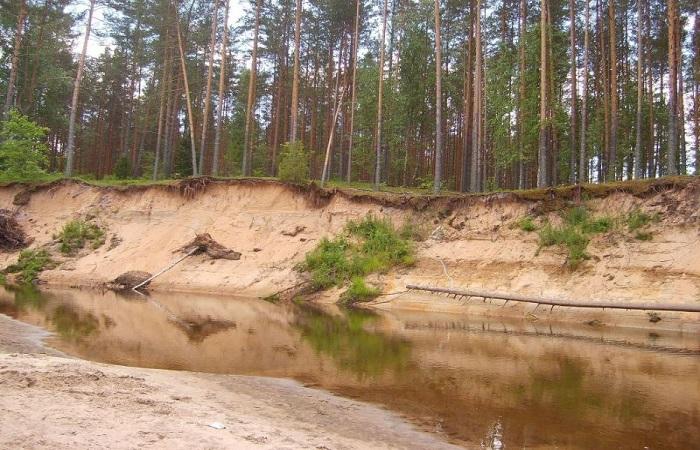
(406, 284, 700, 313)
(132, 248, 199, 291)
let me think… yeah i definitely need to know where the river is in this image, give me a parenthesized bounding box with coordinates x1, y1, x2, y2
(1, 286, 698, 449)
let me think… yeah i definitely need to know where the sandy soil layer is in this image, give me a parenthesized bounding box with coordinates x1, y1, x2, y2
(0, 179, 698, 322)
(0, 316, 457, 450)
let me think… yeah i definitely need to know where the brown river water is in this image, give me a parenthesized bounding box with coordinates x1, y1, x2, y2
(1, 286, 699, 449)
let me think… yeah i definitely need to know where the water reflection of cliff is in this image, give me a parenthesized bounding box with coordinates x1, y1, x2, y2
(293, 305, 411, 380)
(0, 287, 697, 449)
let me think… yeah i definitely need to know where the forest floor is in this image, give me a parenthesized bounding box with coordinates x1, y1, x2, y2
(0, 176, 698, 330)
(0, 313, 457, 450)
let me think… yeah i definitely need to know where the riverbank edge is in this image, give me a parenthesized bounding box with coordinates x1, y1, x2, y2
(0, 313, 460, 450)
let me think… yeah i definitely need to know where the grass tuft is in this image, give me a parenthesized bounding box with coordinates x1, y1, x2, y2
(341, 277, 381, 304)
(3, 249, 54, 283)
(57, 220, 105, 254)
(538, 206, 614, 268)
(300, 215, 414, 293)
(517, 216, 537, 232)
(626, 209, 660, 232)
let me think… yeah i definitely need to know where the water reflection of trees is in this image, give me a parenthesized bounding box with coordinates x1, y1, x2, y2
(294, 305, 412, 380)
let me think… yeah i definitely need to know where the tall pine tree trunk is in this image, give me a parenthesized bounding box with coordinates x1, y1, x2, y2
(2, 0, 27, 119)
(666, 0, 678, 175)
(608, 0, 618, 179)
(289, 0, 302, 143)
(375, 0, 389, 189)
(517, 0, 527, 189)
(580, 0, 590, 182)
(634, 0, 644, 178)
(434, 0, 443, 193)
(470, 0, 482, 192)
(569, 0, 577, 183)
(213, 0, 230, 176)
(537, 0, 549, 187)
(64, 0, 95, 176)
(199, 0, 221, 175)
(346, 0, 361, 182)
(243, 0, 261, 176)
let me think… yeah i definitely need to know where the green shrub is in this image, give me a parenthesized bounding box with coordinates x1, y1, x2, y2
(57, 220, 105, 254)
(538, 224, 590, 268)
(4, 249, 54, 283)
(278, 141, 309, 183)
(517, 216, 537, 232)
(0, 110, 49, 180)
(626, 209, 660, 231)
(300, 215, 414, 291)
(563, 206, 590, 227)
(582, 216, 614, 234)
(114, 155, 130, 180)
(341, 277, 381, 304)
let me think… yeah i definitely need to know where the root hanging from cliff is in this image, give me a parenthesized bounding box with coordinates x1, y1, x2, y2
(0, 209, 27, 251)
(178, 233, 242, 260)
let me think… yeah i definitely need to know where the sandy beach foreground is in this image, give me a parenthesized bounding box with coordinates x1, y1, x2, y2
(0, 315, 457, 450)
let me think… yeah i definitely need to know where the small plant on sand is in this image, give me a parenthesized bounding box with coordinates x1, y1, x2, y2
(3, 249, 54, 283)
(537, 206, 615, 268)
(340, 277, 381, 304)
(57, 220, 105, 254)
(517, 216, 537, 232)
(299, 215, 414, 302)
(625, 209, 660, 232)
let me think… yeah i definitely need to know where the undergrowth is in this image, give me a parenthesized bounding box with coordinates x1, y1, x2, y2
(520, 205, 662, 268)
(299, 215, 414, 303)
(3, 249, 54, 283)
(57, 220, 105, 254)
(340, 277, 382, 303)
(537, 207, 615, 268)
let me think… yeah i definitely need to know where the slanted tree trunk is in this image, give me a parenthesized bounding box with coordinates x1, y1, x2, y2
(173, 1, 198, 177)
(198, 0, 221, 175)
(243, 0, 262, 176)
(289, 0, 302, 143)
(3, 0, 27, 119)
(580, 0, 590, 183)
(433, 0, 443, 193)
(64, 0, 96, 176)
(374, 0, 389, 190)
(346, 0, 361, 182)
(212, 0, 231, 176)
(666, 0, 678, 175)
(537, 0, 549, 187)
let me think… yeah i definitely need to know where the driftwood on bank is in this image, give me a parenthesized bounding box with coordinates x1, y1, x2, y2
(406, 285, 700, 313)
(0, 209, 27, 251)
(177, 233, 242, 260)
(129, 234, 241, 292)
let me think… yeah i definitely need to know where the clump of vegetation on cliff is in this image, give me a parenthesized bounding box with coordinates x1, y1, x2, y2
(521, 205, 662, 268)
(3, 249, 54, 284)
(299, 215, 414, 303)
(56, 220, 105, 254)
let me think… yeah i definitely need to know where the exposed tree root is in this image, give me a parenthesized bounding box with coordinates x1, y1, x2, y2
(0, 209, 27, 251)
(178, 233, 241, 260)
